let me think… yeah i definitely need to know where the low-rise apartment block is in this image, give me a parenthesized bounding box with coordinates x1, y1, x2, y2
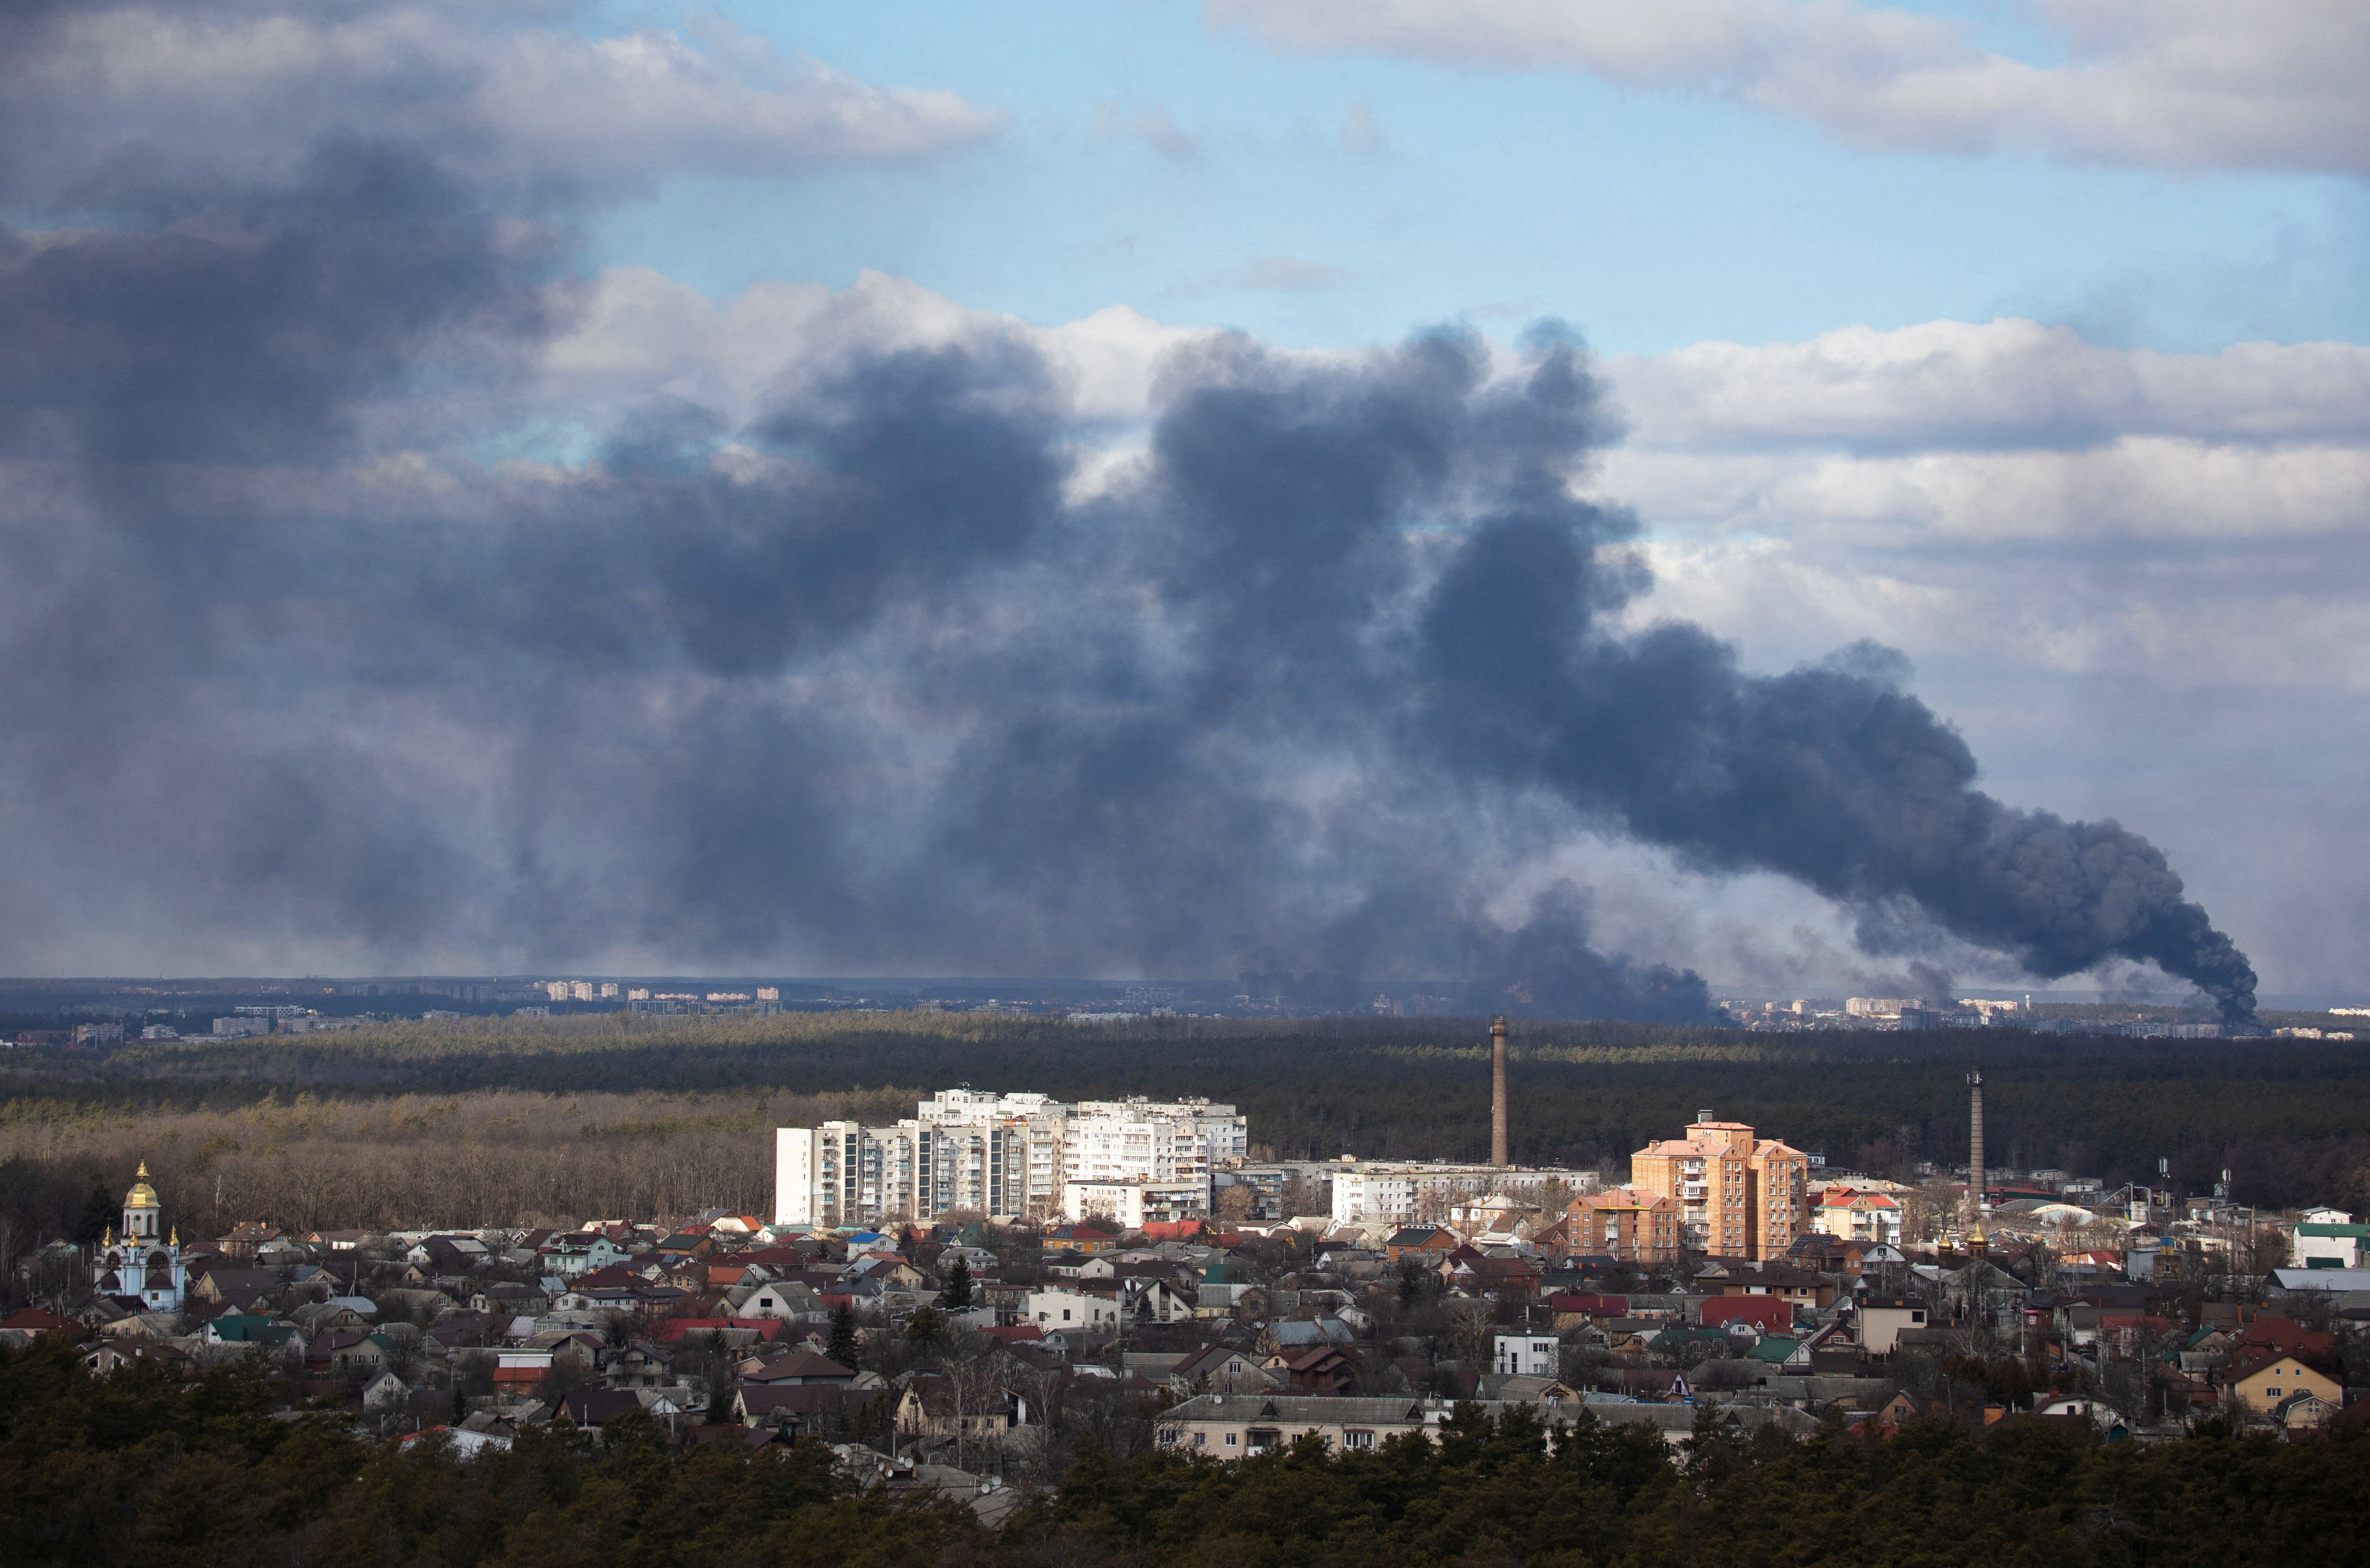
(1565, 1187, 1680, 1266)
(1329, 1161, 1599, 1227)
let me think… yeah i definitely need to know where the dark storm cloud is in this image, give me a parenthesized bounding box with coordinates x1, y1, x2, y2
(0, 7, 2258, 1017)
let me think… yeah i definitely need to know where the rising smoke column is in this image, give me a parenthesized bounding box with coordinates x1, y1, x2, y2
(0, 1, 2261, 1015)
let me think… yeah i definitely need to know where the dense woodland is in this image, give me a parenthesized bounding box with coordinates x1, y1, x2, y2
(3, 1338, 2366, 1568)
(4, 1012, 2369, 1247)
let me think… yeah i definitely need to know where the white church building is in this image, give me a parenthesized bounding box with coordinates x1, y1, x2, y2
(92, 1161, 186, 1313)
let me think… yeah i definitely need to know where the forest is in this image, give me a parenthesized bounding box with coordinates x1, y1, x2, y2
(5, 1011, 2368, 1246)
(3, 1338, 2366, 1568)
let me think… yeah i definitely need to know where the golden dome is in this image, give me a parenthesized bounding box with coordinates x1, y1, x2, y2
(124, 1160, 160, 1210)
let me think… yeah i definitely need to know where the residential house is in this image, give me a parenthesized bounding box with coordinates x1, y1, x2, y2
(1546, 1293, 1629, 1329)
(1116, 1275, 1196, 1324)
(2275, 1392, 2341, 1433)
(1705, 1260, 1835, 1310)
(305, 1329, 389, 1374)
(204, 1314, 297, 1351)
(736, 1382, 861, 1436)
(1441, 1253, 1539, 1298)
(740, 1350, 857, 1387)
(604, 1342, 675, 1389)
(190, 1268, 282, 1312)
(2291, 1218, 2367, 1270)
(539, 1233, 625, 1279)
(559, 1388, 676, 1435)
(1173, 1344, 1273, 1394)
(86, 1340, 192, 1375)
(1026, 1286, 1124, 1332)
(2225, 1347, 2343, 1417)
(406, 1235, 492, 1270)
(895, 1374, 1017, 1442)
(1266, 1345, 1360, 1394)
(1493, 1334, 1560, 1377)
(1193, 1259, 1259, 1315)
(1853, 1296, 1929, 1355)
(1811, 1187, 1904, 1248)
(1043, 1224, 1122, 1255)
(1383, 1226, 1460, 1264)
(217, 1222, 285, 1259)
(738, 1280, 825, 1320)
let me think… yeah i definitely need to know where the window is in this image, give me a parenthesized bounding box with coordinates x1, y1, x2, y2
(1344, 1429, 1374, 1449)
(1192, 1432, 1206, 1447)
(1224, 1432, 1237, 1446)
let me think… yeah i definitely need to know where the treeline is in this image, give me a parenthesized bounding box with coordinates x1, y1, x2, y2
(0, 1088, 912, 1246)
(5, 1339, 2369, 1568)
(6, 1014, 2369, 1227)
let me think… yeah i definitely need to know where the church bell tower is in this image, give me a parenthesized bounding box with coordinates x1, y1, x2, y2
(93, 1161, 184, 1313)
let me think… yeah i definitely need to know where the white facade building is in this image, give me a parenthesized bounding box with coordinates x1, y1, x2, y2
(1026, 1286, 1125, 1331)
(92, 1162, 184, 1312)
(1328, 1162, 1600, 1227)
(1494, 1334, 1560, 1377)
(775, 1090, 1249, 1227)
(1061, 1177, 1210, 1229)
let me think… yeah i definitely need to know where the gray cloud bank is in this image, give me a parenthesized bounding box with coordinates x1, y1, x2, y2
(0, 2, 2257, 1018)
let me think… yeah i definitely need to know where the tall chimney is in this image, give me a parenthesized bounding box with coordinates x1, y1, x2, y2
(1490, 1016, 1509, 1168)
(1966, 1066, 1985, 1232)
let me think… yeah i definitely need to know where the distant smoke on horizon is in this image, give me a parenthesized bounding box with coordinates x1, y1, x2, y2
(0, 8, 2256, 1020)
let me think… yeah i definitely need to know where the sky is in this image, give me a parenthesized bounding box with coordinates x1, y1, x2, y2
(3, 0, 2366, 1005)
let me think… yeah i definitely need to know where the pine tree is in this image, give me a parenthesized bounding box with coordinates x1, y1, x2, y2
(75, 1176, 116, 1244)
(827, 1302, 859, 1368)
(941, 1254, 973, 1310)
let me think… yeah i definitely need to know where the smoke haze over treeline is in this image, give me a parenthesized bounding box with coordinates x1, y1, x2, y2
(0, 1, 2256, 1019)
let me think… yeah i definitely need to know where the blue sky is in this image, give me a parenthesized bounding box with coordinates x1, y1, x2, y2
(592, 1, 2370, 356)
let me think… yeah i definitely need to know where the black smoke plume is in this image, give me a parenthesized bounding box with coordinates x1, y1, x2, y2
(0, 16, 2258, 1018)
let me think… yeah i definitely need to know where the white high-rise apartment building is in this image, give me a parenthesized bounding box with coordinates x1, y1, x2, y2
(774, 1090, 1247, 1226)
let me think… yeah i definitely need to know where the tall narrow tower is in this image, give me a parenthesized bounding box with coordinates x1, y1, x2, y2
(1966, 1066, 1985, 1230)
(1490, 1016, 1509, 1168)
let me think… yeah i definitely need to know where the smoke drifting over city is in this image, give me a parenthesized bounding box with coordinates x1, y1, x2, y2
(0, 5, 2256, 1019)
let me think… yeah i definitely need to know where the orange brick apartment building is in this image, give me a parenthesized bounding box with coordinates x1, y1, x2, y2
(1629, 1112, 1811, 1261)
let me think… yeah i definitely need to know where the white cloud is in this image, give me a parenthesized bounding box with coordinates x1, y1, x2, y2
(6, 3, 999, 198)
(1607, 319, 2370, 451)
(1205, 0, 2370, 173)
(1591, 316, 2370, 701)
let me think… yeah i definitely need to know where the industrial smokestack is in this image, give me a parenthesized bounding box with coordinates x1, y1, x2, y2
(1967, 1067, 1985, 1232)
(1491, 1015, 1509, 1168)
